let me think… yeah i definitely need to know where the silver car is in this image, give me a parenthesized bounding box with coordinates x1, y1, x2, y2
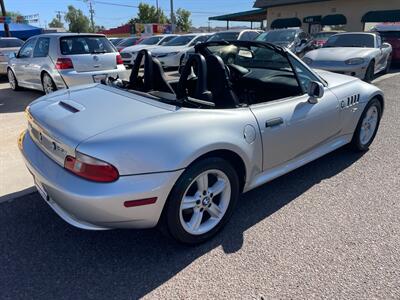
(0, 37, 24, 75)
(19, 41, 384, 244)
(7, 33, 127, 94)
(303, 32, 392, 82)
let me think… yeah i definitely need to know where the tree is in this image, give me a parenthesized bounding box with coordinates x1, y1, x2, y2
(64, 5, 90, 33)
(48, 18, 64, 28)
(176, 8, 192, 32)
(129, 3, 167, 24)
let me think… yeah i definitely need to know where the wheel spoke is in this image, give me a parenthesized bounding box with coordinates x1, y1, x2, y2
(207, 203, 222, 219)
(196, 173, 209, 192)
(181, 196, 197, 210)
(189, 209, 203, 231)
(209, 179, 225, 196)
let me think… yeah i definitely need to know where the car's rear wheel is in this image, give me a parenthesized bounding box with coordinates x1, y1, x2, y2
(350, 98, 382, 151)
(364, 61, 375, 83)
(383, 55, 392, 74)
(162, 157, 239, 244)
(42, 73, 57, 94)
(7, 69, 20, 91)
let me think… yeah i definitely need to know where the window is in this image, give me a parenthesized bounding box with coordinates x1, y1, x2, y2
(324, 34, 375, 48)
(0, 38, 23, 48)
(118, 37, 139, 47)
(190, 35, 209, 46)
(208, 32, 240, 42)
(256, 30, 297, 43)
(60, 36, 115, 55)
(18, 38, 36, 58)
(164, 35, 196, 46)
(376, 35, 382, 48)
(33, 38, 50, 57)
(159, 35, 178, 45)
(289, 56, 321, 93)
(139, 36, 162, 45)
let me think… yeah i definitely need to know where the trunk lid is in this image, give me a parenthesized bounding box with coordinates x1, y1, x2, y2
(28, 84, 173, 160)
(69, 52, 118, 72)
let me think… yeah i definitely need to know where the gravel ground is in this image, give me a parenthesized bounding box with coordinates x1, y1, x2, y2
(0, 75, 399, 299)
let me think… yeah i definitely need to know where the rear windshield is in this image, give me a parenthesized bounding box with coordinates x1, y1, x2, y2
(208, 32, 240, 42)
(324, 34, 375, 48)
(0, 38, 24, 48)
(60, 36, 115, 55)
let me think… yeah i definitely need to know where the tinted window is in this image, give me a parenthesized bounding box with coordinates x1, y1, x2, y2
(256, 30, 297, 43)
(18, 38, 36, 58)
(190, 35, 209, 46)
(159, 35, 178, 45)
(289, 56, 321, 93)
(139, 36, 163, 45)
(110, 38, 123, 46)
(60, 36, 115, 55)
(208, 32, 240, 42)
(378, 31, 400, 39)
(0, 38, 24, 48)
(313, 32, 337, 40)
(324, 34, 375, 48)
(33, 38, 50, 57)
(118, 37, 139, 47)
(164, 35, 196, 46)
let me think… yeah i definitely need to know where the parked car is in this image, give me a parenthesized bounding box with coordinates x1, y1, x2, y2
(108, 37, 124, 46)
(372, 24, 400, 63)
(207, 29, 263, 42)
(312, 31, 344, 48)
(0, 37, 24, 75)
(7, 33, 127, 94)
(151, 33, 212, 68)
(303, 32, 392, 82)
(120, 34, 179, 67)
(19, 40, 384, 244)
(256, 29, 314, 56)
(115, 36, 141, 52)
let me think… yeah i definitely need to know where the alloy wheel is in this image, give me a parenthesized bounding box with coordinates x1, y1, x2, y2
(42, 74, 55, 94)
(359, 105, 379, 146)
(8, 70, 16, 90)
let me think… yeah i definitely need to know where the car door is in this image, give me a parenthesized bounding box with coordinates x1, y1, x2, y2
(30, 37, 51, 87)
(250, 53, 341, 171)
(12, 38, 37, 86)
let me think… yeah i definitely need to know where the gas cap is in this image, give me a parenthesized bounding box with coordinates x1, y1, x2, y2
(243, 124, 256, 144)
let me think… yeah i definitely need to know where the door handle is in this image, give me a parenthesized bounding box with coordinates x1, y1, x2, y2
(265, 117, 283, 128)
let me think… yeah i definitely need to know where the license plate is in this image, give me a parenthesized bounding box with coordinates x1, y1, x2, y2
(34, 178, 48, 201)
(93, 74, 107, 83)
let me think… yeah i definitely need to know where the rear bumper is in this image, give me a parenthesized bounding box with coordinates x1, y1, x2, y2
(59, 65, 130, 88)
(20, 130, 183, 230)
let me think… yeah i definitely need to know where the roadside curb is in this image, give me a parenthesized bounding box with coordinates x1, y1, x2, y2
(373, 71, 400, 84)
(0, 187, 36, 204)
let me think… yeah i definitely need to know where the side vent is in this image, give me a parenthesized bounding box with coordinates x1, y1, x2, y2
(58, 100, 83, 113)
(346, 94, 360, 108)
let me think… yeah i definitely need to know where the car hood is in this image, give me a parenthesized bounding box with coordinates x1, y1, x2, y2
(28, 84, 174, 151)
(0, 47, 20, 54)
(151, 45, 188, 54)
(305, 47, 374, 61)
(314, 69, 359, 86)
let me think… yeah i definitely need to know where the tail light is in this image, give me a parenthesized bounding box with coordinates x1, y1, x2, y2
(64, 152, 119, 182)
(116, 53, 123, 65)
(55, 58, 74, 70)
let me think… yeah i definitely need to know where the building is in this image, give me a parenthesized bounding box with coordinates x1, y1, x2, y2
(254, 0, 400, 33)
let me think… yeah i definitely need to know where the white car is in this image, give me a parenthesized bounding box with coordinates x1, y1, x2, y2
(120, 34, 178, 67)
(151, 33, 212, 68)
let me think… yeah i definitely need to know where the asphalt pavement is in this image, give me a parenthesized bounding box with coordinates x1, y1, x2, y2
(0, 74, 400, 299)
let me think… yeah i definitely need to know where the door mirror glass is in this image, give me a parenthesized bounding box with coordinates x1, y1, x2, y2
(308, 81, 324, 101)
(382, 42, 391, 49)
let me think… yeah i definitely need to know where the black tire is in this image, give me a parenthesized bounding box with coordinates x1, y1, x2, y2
(161, 157, 240, 244)
(364, 61, 375, 83)
(350, 98, 382, 151)
(383, 56, 392, 74)
(41, 73, 57, 94)
(7, 68, 21, 91)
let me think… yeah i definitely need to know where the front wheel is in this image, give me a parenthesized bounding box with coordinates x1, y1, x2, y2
(162, 157, 240, 244)
(364, 61, 375, 83)
(350, 98, 382, 151)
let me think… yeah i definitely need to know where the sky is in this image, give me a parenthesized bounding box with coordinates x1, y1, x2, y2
(5, 0, 257, 29)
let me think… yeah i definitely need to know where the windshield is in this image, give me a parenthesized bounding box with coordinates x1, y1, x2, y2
(324, 34, 375, 48)
(139, 36, 163, 45)
(159, 35, 178, 45)
(313, 32, 337, 40)
(164, 35, 195, 46)
(256, 30, 297, 43)
(118, 37, 139, 47)
(60, 36, 115, 55)
(0, 38, 24, 48)
(208, 32, 240, 42)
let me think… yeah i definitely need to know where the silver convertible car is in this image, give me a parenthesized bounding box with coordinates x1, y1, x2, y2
(303, 32, 392, 82)
(19, 41, 384, 244)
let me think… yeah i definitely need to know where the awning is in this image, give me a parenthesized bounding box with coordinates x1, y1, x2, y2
(270, 17, 301, 29)
(303, 15, 322, 24)
(209, 9, 267, 22)
(362, 10, 400, 23)
(321, 14, 347, 26)
(0, 23, 42, 39)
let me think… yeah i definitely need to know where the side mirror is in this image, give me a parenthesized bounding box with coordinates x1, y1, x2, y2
(307, 81, 324, 103)
(381, 42, 391, 49)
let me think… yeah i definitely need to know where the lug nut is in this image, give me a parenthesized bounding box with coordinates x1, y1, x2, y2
(203, 191, 207, 195)
(208, 203, 212, 207)
(210, 193, 213, 198)
(196, 200, 201, 205)
(200, 208, 204, 212)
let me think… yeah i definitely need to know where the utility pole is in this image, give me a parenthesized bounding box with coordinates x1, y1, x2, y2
(156, 0, 160, 24)
(88, 1, 95, 32)
(0, 0, 10, 37)
(170, 0, 175, 33)
(55, 11, 62, 23)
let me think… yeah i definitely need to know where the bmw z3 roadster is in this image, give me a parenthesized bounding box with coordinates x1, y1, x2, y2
(19, 41, 384, 244)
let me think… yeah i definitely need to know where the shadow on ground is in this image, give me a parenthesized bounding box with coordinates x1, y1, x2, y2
(0, 146, 364, 299)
